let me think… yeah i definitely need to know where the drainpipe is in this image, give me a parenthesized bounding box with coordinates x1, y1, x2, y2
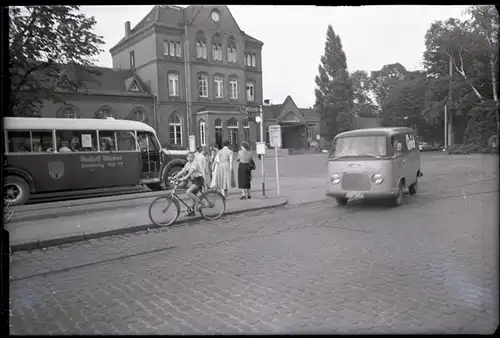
(153, 93, 159, 133)
(183, 14, 192, 142)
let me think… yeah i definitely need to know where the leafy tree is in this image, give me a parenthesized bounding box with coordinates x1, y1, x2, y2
(314, 25, 354, 140)
(423, 10, 498, 145)
(9, 6, 104, 116)
(466, 5, 499, 135)
(370, 62, 408, 108)
(350, 70, 378, 118)
(381, 71, 428, 129)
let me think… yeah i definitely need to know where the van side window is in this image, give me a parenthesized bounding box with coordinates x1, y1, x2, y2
(405, 133, 416, 151)
(98, 131, 116, 151)
(116, 131, 137, 151)
(7, 131, 31, 153)
(55, 130, 98, 152)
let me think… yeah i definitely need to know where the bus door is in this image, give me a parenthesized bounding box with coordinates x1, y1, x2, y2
(137, 131, 162, 182)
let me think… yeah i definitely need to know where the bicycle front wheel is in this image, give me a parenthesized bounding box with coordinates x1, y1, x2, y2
(148, 195, 180, 227)
(199, 190, 226, 220)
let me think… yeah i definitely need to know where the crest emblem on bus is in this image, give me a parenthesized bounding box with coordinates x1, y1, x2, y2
(48, 161, 65, 180)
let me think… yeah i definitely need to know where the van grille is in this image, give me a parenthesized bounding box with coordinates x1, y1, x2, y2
(341, 173, 370, 191)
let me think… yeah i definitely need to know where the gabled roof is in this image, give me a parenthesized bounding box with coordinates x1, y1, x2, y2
(29, 63, 152, 96)
(243, 32, 264, 45)
(111, 5, 263, 53)
(299, 108, 320, 121)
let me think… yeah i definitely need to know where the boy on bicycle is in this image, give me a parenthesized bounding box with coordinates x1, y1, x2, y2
(172, 152, 205, 216)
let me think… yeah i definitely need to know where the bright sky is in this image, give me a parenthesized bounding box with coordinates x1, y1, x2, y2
(80, 5, 468, 109)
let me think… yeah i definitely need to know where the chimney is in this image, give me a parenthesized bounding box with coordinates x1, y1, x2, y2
(125, 21, 131, 37)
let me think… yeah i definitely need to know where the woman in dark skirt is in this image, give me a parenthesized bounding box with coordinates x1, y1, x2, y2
(237, 141, 254, 199)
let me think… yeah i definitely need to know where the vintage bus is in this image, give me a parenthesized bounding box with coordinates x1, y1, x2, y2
(4, 117, 187, 205)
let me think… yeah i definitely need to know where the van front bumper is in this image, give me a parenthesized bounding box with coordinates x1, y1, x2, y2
(325, 189, 398, 199)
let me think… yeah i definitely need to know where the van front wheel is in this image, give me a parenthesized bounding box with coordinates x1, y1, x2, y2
(336, 197, 348, 206)
(390, 182, 404, 207)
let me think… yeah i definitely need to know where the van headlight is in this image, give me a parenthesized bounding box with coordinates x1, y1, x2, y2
(372, 173, 383, 185)
(331, 174, 341, 184)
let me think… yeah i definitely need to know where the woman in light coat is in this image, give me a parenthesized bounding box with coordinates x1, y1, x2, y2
(210, 140, 233, 198)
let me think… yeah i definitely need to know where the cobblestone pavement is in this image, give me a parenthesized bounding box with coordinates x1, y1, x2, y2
(9, 154, 498, 334)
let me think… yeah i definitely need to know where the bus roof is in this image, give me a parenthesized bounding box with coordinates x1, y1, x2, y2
(334, 127, 415, 139)
(3, 117, 156, 133)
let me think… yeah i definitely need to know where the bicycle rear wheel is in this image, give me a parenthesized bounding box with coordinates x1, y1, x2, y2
(148, 195, 180, 227)
(198, 190, 226, 220)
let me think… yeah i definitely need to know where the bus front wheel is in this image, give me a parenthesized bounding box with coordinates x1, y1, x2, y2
(146, 183, 163, 191)
(4, 176, 30, 206)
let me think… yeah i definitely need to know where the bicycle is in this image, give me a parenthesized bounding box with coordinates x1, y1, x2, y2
(148, 178, 226, 227)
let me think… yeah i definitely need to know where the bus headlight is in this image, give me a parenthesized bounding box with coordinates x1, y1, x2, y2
(331, 174, 341, 184)
(372, 173, 383, 184)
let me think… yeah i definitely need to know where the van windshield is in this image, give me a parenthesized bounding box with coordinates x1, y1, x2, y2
(329, 136, 387, 158)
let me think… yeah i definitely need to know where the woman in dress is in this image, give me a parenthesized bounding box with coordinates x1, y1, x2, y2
(237, 141, 254, 199)
(210, 140, 233, 198)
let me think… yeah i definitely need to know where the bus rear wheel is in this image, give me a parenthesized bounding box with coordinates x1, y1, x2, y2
(4, 176, 30, 206)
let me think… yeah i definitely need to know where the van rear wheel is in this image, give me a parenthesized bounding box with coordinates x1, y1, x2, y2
(4, 176, 30, 206)
(336, 197, 348, 206)
(408, 176, 418, 195)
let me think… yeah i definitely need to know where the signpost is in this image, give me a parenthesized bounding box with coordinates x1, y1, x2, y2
(245, 104, 266, 197)
(268, 125, 282, 196)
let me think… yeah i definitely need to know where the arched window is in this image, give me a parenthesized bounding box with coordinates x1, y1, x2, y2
(94, 106, 113, 119)
(195, 30, 207, 59)
(199, 119, 206, 146)
(284, 111, 300, 122)
(58, 105, 78, 119)
(227, 118, 238, 147)
(214, 118, 222, 149)
(212, 33, 222, 61)
(227, 36, 237, 63)
(169, 113, 183, 145)
(243, 119, 250, 142)
(130, 109, 146, 122)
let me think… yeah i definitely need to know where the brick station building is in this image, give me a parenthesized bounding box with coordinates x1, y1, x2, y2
(31, 5, 322, 150)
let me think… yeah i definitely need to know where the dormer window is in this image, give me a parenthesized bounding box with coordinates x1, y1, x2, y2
(129, 81, 140, 92)
(130, 51, 135, 68)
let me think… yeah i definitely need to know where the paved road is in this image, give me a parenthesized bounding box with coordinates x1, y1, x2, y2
(9, 154, 498, 334)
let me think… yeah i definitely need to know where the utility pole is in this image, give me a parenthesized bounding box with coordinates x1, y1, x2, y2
(447, 54, 453, 147)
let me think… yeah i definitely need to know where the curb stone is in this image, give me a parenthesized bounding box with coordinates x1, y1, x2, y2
(10, 198, 288, 253)
(12, 191, 242, 223)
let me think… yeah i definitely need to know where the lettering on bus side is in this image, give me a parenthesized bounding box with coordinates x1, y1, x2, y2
(80, 155, 124, 169)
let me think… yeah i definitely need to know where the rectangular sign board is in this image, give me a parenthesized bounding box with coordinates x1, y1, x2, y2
(189, 135, 196, 152)
(245, 106, 260, 114)
(256, 142, 266, 155)
(268, 125, 282, 148)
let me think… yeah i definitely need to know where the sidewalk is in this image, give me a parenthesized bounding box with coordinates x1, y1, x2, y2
(8, 195, 287, 252)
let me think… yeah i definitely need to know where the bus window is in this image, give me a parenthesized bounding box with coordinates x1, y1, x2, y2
(7, 131, 31, 153)
(31, 131, 54, 152)
(116, 131, 137, 151)
(55, 130, 98, 152)
(137, 131, 160, 151)
(98, 131, 116, 151)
